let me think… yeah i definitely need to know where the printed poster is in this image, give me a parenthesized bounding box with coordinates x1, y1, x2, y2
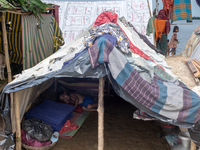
(43, 0, 153, 45)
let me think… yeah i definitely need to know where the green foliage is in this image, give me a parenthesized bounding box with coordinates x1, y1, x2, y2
(7, 0, 49, 20)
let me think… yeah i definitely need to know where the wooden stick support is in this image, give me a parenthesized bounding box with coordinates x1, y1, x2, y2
(54, 78, 57, 92)
(190, 140, 196, 150)
(1, 12, 12, 83)
(146, 0, 156, 47)
(98, 77, 105, 150)
(14, 92, 21, 150)
(107, 79, 110, 97)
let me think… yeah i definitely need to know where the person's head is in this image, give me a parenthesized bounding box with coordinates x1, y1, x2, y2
(57, 91, 70, 103)
(173, 26, 179, 32)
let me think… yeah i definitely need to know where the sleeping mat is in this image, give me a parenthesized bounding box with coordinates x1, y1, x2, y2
(25, 100, 75, 132)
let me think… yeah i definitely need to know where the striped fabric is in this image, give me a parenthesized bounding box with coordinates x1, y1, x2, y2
(22, 14, 64, 69)
(0, 12, 22, 64)
(88, 37, 200, 124)
(0, 13, 64, 67)
(171, 0, 192, 23)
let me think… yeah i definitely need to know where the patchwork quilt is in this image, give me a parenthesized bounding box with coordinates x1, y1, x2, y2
(88, 37, 200, 124)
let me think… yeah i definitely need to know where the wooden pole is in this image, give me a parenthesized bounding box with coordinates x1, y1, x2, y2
(1, 12, 12, 83)
(190, 140, 196, 150)
(98, 77, 105, 150)
(156, 0, 158, 15)
(107, 79, 110, 97)
(14, 92, 21, 150)
(54, 78, 57, 92)
(146, 0, 156, 47)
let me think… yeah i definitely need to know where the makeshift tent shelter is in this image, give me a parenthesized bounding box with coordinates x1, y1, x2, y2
(181, 24, 200, 62)
(1, 11, 200, 150)
(0, 7, 64, 69)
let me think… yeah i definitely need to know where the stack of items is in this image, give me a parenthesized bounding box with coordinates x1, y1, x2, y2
(25, 100, 75, 132)
(183, 58, 200, 84)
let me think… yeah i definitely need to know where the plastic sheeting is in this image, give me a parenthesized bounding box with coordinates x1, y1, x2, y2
(0, 116, 15, 149)
(0, 49, 199, 148)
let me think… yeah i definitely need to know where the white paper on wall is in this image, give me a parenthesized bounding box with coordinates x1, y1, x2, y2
(43, 0, 153, 45)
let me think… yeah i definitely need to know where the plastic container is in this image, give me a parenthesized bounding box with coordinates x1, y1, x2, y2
(178, 132, 191, 147)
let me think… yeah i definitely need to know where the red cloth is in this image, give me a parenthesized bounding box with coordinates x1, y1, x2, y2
(59, 120, 78, 134)
(53, 5, 59, 25)
(164, 20, 170, 34)
(157, 9, 169, 20)
(73, 105, 83, 113)
(21, 129, 52, 147)
(162, 0, 174, 19)
(94, 11, 118, 27)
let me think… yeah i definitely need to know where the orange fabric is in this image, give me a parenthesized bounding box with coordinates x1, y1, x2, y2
(155, 18, 166, 40)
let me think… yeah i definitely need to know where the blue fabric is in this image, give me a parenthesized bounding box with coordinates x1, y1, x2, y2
(25, 100, 75, 132)
(80, 96, 94, 108)
(95, 34, 117, 47)
(97, 37, 106, 64)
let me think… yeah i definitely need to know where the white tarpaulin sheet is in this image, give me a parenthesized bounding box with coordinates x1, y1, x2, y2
(42, 0, 153, 44)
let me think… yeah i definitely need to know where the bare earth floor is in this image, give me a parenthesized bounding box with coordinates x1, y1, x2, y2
(166, 55, 197, 88)
(50, 96, 168, 150)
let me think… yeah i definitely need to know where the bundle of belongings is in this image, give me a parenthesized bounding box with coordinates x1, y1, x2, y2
(22, 100, 78, 147)
(21, 118, 53, 147)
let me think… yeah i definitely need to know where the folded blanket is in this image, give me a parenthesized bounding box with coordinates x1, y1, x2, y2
(25, 100, 75, 132)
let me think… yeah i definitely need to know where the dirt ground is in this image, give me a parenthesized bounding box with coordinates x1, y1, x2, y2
(50, 55, 196, 150)
(166, 55, 198, 89)
(50, 96, 168, 150)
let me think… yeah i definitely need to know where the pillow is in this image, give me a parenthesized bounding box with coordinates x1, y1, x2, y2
(73, 105, 83, 113)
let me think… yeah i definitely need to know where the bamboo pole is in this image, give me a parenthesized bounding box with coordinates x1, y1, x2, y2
(146, 0, 156, 47)
(190, 140, 196, 150)
(54, 78, 57, 92)
(14, 92, 21, 150)
(107, 79, 110, 97)
(1, 12, 12, 83)
(98, 77, 105, 150)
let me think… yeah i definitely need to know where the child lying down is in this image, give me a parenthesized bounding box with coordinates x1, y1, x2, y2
(57, 92, 98, 111)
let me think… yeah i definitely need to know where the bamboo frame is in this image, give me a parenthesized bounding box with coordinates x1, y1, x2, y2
(1, 12, 12, 83)
(14, 92, 21, 150)
(98, 77, 105, 150)
(190, 140, 196, 150)
(146, 0, 156, 47)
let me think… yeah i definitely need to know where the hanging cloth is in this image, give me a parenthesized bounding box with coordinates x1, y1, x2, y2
(171, 0, 192, 23)
(162, 0, 174, 19)
(157, 9, 170, 35)
(154, 18, 166, 40)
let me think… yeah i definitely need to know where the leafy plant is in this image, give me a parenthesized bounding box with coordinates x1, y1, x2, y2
(7, 0, 49, 20)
